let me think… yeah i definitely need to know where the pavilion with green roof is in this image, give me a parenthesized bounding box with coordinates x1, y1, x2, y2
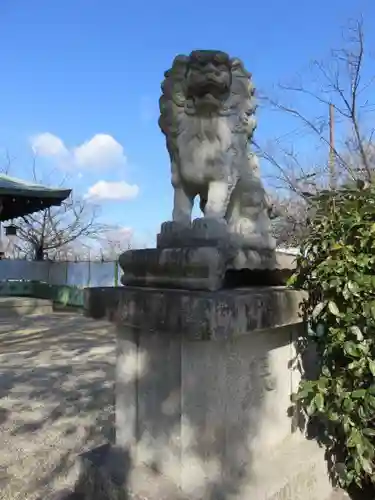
(0, 174, 71, 221)
(0, 174, 78, 305)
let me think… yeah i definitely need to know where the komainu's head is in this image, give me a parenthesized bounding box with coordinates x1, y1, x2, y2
(185, 50, 232, 112)
(159, 50, 256, 135)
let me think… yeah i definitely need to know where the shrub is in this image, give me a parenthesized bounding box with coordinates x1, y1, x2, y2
(290, 182, 375, 491)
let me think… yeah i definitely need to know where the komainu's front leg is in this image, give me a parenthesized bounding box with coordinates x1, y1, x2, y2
(172, 186, 194, 226)
(171, 159, 194, 226)
(204, 180, 232, 220)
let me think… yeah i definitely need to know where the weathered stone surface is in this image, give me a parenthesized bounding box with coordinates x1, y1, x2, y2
(157, 217, 277, 253)
(109, 286, 332, 500)
(84, 286, 305, 340)
(84, 286, 334, 499)
(118, 245, 296, 291)
(157, 218, 229, 249)
(119, 246, 226, 291)
(159, 50, 276, 252)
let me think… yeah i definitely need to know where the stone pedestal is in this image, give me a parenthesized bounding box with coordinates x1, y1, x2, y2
(119, 219, 296, 291)
(84, 286, 334, 500)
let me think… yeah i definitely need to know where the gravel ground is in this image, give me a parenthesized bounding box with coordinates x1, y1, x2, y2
(0, 312, 116, 500)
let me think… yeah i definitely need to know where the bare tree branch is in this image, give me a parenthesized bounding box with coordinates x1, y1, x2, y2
(258, 17, 375, 245)
(3, 158, 115, 260)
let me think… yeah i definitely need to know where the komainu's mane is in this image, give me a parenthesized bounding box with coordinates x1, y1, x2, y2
(158, 53, 257, 143)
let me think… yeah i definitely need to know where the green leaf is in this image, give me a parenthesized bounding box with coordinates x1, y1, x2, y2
(293, 381, 316, 401)
(354, 457, 362, 475)
(317, 377, 328, 390)
(291, 390, 308, 402)
(352, 389, 366, 399)
(360, 457, 373, 475)
(327, 410, 340, 421)
(307, 399, 316, 416)
(347, 428, 363, 448)
(314, 393, 324, 411)
(369, 360, 375, 377)
(328, 301, 340, 316)
(312, 301, 325, 319)
(343, 415, 352, 433)
(343, 398, 354, 412)
(347, 281, 360, 295)
(344, 341, 361, 357)
(363, 428, 375, 437)
(322, 365, 331, 377)
(350, 326, 363, 341)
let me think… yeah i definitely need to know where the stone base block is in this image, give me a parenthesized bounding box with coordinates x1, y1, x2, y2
(118, 246, 295, 291)
(85, 286, 305, 339)
(156, 218, 276, 252)
(110, 286, 333, 499)
(119, 246, 226, 291)
(157, 219, 229, 249)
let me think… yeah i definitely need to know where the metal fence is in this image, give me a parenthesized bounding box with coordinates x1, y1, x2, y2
(0, 259, 120, 288)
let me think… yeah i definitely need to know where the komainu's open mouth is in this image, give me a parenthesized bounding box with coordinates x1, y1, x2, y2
(194, 82, 224, 98)
(188, 75, 230, 101)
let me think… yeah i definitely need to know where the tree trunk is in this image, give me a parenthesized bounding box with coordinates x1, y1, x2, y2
(34, 245, 45, 261)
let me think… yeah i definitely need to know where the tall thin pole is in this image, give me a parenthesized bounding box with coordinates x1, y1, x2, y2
(329, 103, 335, 188)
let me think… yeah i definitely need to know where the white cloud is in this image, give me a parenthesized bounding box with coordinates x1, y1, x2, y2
(30, 132, 68, 157)
(84, 180, 139, 201)
(29, 132, 127, 170)
(74, 134, 126, 169)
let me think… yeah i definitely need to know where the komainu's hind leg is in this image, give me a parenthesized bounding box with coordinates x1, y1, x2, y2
(204, 181, 233, 220)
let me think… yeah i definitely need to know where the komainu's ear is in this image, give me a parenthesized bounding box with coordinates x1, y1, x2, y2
(230, 58, 251, 79)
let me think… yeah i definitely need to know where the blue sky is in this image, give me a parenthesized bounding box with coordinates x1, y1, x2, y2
(0, 0, 374, 247)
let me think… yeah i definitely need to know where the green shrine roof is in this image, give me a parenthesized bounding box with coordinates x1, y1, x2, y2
(0, 174, 72, 221)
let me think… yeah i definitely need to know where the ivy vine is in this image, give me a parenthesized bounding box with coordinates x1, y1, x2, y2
(290, 182, 375, 492)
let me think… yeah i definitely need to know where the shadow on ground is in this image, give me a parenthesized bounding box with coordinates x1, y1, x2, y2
(0, 311, 116, 500)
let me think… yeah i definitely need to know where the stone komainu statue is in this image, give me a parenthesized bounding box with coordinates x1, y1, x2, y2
(158, 50, 275, 251)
